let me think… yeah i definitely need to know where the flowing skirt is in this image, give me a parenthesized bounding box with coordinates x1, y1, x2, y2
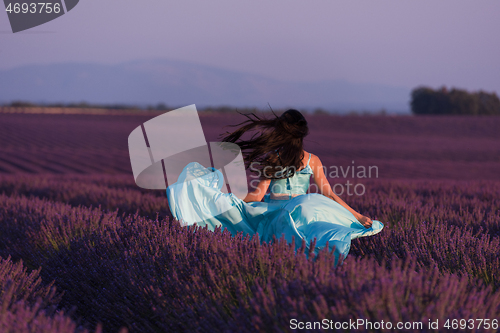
(166, 162, 384, 264)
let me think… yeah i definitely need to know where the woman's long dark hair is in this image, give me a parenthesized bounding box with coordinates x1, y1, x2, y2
(221, 109, 309, 179)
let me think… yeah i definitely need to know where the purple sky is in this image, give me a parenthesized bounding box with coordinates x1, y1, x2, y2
(1, 0, 499, 94)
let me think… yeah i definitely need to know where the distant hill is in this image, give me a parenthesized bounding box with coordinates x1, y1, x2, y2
(0, 59, 410, 112)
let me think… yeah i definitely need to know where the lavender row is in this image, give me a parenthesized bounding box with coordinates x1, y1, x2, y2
(1, 175, 498, 235)
(0, 174, 170, 219)
(347, 180, 500, 288)
(0, 256, 94, 333)
(1, 176, 498, 290)
(2, 113, 500, 180)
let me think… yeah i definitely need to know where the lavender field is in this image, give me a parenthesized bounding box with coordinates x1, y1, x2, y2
(0, 110, 499, 332)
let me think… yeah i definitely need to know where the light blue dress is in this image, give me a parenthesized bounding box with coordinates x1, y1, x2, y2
(166, 154, 383, 265)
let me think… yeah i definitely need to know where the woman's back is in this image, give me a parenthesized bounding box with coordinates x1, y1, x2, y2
(268, 152, 313, 201)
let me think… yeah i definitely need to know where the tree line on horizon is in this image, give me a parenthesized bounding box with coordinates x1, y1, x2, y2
(411, 86, 500, 115)
(0, 101, 274, 114)
(2, 101, 168, 111)
(4, 86, 500, 116)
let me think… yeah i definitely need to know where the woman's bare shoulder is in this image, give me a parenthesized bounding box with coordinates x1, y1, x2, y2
(304, 151, 322, 167)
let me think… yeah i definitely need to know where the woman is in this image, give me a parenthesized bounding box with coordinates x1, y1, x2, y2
(167, 109, 383, 264)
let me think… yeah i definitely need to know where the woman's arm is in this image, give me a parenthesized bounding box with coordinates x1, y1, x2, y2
(243, 179, 270, 203)
(310, 154, 373, 228)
